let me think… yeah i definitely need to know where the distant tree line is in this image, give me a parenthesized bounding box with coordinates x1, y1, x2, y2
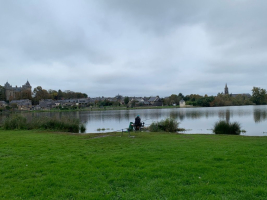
(163, 93, 217, 107)
(164, 87, 267, 107)
(2, 84, 267, 108)
(32, 86, 88, 105)
(179, 93, 252, 107)
(93, 99, 121, 107)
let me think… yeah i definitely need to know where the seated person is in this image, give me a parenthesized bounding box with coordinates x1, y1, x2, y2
(135, 115, 141, 127)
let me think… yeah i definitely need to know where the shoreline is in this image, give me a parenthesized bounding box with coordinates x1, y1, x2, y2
(1, 105, 183, 114)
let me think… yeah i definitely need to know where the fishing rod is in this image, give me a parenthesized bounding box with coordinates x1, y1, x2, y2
(143, 118, 152, 121)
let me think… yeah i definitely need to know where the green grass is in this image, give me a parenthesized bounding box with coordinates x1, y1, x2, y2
(1, 130, 267, 199)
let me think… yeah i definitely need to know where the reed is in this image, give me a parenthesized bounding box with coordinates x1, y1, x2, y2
(2, 114, 27, 130)
(2, 114, 85, 133)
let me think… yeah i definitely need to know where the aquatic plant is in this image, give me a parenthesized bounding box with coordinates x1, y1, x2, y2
(149, 118, 179, 132)
(97, 128, 106, 131)
(2, 114, 27, 130)
(213, 121, 241, 135)
(80, 124, 86, 133)
(3, 114, 85, 133)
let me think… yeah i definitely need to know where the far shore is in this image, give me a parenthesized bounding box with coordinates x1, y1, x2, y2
(1, 105, 186, 114)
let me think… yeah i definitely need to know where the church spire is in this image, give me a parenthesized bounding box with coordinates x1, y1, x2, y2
(224, 83, 229, 95)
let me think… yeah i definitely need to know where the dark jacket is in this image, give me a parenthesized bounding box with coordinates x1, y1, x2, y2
(135, 116, 141, 125)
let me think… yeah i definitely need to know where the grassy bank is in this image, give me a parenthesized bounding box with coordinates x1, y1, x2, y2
(8, 105, 181, 114)
(1, 130, 267, 199)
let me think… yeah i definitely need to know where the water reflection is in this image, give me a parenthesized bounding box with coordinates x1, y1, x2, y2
(1, 105, 267, 136)
(218, 109, 231, 123)
(254, 107, 267, 123)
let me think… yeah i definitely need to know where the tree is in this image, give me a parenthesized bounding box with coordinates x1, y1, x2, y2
(82, 93, 88, 98)
(163, 97, 170, 106)
(124, 96, 129, 105)
(58, 90, 63, 100)
(48, 90, 58, 100)
(178, 93, 184, 99)
(231, 94, 252, 106)
(184, 94, 203, 106)
(21, 90, 32, 100)
(169, 94, 182, 105)
(112, 101, 120, 107)
(252, 87, 267, 105)
(100, 99, 112, 107)
(32, 86, 51, 105)
(184, 94, 202, 102)
(0, 85, 5, 101)
(210, 93, 232, 107)
(196, 96, 215, 107)
(76, 92, 88, 99)
(130, 100, 137, 107)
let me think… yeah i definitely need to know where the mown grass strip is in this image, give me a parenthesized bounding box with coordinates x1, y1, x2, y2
(1, 130, 267, 199)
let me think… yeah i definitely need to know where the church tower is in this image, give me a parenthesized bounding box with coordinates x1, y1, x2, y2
(224, 84, 229, 95)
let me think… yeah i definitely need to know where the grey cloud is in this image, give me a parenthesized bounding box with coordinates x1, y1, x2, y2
(1, 0, 267, 97)
(98, 0, 209, 35)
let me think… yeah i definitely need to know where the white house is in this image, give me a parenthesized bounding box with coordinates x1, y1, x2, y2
(179, 99, 186, 107)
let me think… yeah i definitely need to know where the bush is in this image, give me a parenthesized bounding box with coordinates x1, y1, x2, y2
(80, 124, 86, 133)
(149, 123, 161, 132)
(149, 118, 179, 132)
(213, 121, 241, 135)
(3, 114, 85, 133)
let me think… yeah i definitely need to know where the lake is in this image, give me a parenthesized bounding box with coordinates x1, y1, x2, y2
(1, 105, 267, 136)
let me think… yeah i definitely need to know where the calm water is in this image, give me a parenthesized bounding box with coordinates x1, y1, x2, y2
(1, 105, 267, 136)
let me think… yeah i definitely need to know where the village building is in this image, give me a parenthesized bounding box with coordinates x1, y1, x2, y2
(179, 99, 186, 107)
(39, 99, 56, 109)
(0, 101, 7, 108)
(10, 99, 32, 110)
(148, 96, 163, 106)
(224, 84, 251, 97)
(231, 93, 251, 98)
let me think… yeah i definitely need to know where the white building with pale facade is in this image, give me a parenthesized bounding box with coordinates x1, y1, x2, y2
(179, 99, 186, 107)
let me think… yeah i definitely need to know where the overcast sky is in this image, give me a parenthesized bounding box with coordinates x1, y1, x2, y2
(0, 0, 266, 97)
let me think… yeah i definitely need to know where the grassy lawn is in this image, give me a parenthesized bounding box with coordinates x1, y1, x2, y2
(1, 130, 267, 199)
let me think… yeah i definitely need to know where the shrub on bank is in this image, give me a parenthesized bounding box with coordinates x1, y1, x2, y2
(213, 121, 241, 135)
(80, 124, 86, 133)
(3, 114, 85, 133)
(149, 118, 179, 132)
